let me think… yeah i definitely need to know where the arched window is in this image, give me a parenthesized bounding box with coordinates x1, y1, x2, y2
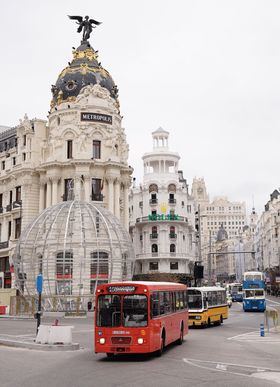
(170, 244, 176, 253)
(149, 184, 158, 193)
(151, 244, 158, 254)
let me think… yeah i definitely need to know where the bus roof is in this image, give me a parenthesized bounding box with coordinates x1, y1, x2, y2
(96, 281, 187, 291)
(188, 286, 225, 292)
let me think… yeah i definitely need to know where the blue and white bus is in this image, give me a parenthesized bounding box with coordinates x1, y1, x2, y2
(242, 271, 266, 312)
(228, 283, 243, 302)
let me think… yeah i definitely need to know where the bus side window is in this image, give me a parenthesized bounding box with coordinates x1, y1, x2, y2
(184, 290, 188, 309)
(171, 292, 176, 312)
(152, 292, 160, 317)
(179, 291, 184, 309)
(212, 291, 217, 306)
(217, 291, 222, 305)
(175, 292, 180, 311)
(159, 292, 165, 315)
(164, 292, 171, 314)
(207, 292, 212, 306)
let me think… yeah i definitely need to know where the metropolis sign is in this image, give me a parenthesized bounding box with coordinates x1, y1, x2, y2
(81, 112, 113, 125)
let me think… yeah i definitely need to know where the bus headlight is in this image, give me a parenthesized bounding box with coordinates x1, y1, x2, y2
(195, 316, 201, 320)
(99, 338, 105, 344)
(138, 338, 144, 344)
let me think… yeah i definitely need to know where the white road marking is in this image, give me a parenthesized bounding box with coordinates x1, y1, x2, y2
(227, 330, 280, 343)
(183, 358, 280, 383)
(267, 299, 280, 306)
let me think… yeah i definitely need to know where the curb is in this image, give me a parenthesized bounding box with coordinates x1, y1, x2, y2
(0, 339, 80, 351)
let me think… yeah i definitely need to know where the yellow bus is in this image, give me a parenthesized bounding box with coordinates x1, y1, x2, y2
(187, 287, 228, 327)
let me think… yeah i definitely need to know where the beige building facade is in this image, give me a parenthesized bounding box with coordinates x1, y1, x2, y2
(0, 40, 132, 295)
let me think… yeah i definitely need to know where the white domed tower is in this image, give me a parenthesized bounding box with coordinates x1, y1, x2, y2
(129, 129, 196, 282)
(39, 27, 132, 229)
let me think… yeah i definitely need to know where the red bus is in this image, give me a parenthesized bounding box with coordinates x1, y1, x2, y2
(94, 281, 188, 357)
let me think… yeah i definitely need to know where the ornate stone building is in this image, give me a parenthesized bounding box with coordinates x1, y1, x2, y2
(0, 34, 132, 296)
(129, 128, 196, 282)
(191, 177, 247, 282)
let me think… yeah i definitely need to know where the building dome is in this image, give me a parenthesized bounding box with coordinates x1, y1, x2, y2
(13, 201, 135, 311)
(51, 42, 118, 107)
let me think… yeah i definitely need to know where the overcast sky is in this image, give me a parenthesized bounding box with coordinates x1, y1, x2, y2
(1, 0, 279, 216)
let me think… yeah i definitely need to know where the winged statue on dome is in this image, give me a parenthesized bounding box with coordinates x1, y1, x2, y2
(68, 15, 101, 42)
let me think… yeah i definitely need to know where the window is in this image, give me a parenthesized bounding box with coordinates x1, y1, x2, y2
(151, 244, 158, 254)
(2, 161, 5, 170)
(151, 292, 160, 317)
(23, 135, 26, 146)
(90, 251, 109, 277)
(15, 218, 21, 239)
(23, 153, 26, 161)
(170, 244, 176, 253)
(149, 261, 158, 271)
(123, 295, 147, 327)
(64, 179, 74, 201)
(169, 193, 175, 204)
(151, 226, 157, 238)
(15, 186, 21, 202)
(187, 205, 192, 213)
(181, 201, 184, 207)
(92, 140, 101, 159)
(8, 221, 12, 240)
(170, 226, 176, 237)
(92, 178, 103, 201)
(139, 201, 143, 208)
(150, 193, 157, 204)
(67, 140, 73, 159)
(13, 157, 16, 166)
(170, 262, 178, 270)
(0, 193, 2, 208)
(56, 251, 73, 278)
(97, 295, 121, 327)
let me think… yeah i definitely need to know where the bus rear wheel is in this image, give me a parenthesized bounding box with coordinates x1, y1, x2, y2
(207, 318, 211, 327)
(220, 315, 223, 324)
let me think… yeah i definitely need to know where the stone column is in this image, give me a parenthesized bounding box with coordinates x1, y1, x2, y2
(114, 180, 120, 218)
(51, 177, 59, 205)
(46, 179, 52, 208)
(107, 177, 115, 213)
(39, 179, 46, 212)
(84, 175, 91, 202)
(123, 180, 130, 231)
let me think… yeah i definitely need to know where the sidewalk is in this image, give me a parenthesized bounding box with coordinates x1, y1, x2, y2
(0, 333, 80, 351)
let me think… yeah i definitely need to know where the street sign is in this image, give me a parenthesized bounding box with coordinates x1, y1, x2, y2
(36, 274, 43, 294)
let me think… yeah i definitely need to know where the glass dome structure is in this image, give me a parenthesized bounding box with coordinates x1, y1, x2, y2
(13, 200, 135, 311)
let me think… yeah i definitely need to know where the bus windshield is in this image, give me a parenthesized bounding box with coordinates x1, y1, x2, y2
(244, 289, 264, 298)
(96, 294, 148, 327)
(188, 290, 202, 309)
(123, 295, 147, 327)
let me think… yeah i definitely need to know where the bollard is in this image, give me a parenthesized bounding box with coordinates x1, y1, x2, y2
(260, 323, 265, 337)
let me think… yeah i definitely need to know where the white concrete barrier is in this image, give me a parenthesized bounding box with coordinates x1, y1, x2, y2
(36, 325, 73, 345)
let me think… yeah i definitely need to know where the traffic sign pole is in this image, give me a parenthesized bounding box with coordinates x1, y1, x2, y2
(36, 274, 43, 334)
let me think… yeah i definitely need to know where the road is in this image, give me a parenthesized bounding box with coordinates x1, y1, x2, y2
(0, 296, 280, 387)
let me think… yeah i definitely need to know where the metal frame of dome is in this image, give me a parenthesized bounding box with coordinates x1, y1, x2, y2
(12, 200, 135, 311)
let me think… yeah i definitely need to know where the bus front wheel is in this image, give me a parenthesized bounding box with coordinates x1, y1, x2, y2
(177, 323, 184, 345)
(106, 353, 114, 359)
(156, 334, 165, 357)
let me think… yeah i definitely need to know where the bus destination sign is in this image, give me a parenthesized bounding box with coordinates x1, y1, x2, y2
(108, 286, 136, 293)
(81, 112, 113, 125)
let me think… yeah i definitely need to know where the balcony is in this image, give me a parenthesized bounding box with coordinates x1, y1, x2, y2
(149, 198, 158, 205)
(0, 241, 9, 249)
(169, 233, 177, 239)
(168, 198, 176, 205)
(136, 215, 188, 223)
(150, 233, 158, 239)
